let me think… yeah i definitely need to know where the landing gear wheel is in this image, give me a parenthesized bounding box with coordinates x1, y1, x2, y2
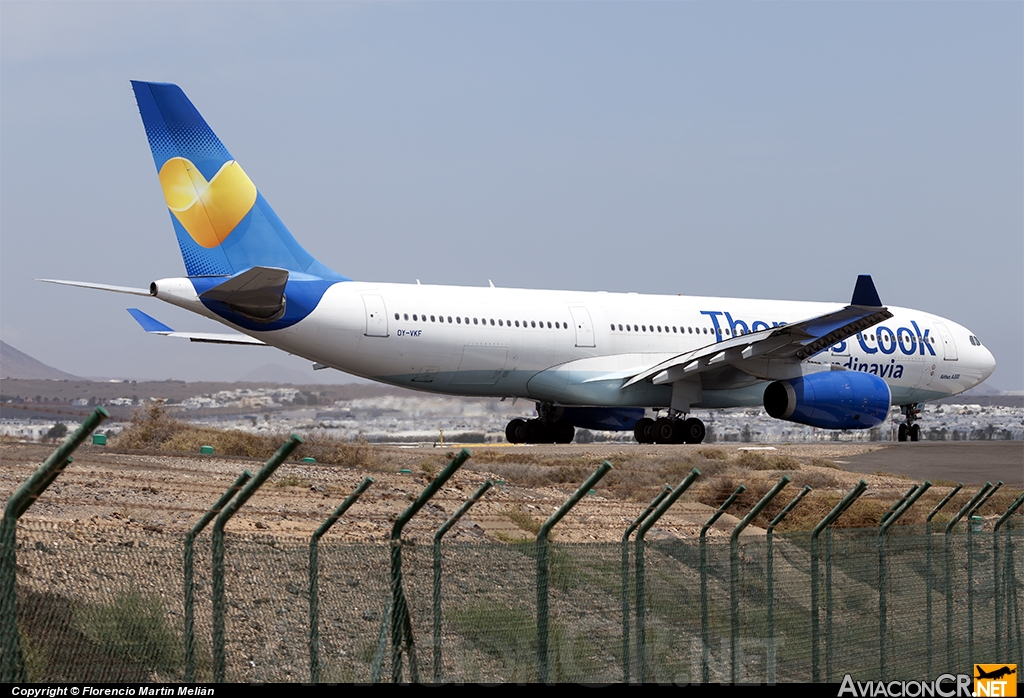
(898, 423, 908, 442)
(554, 421, 575, 444)
(506, 418, 527, 444)
(527, 419, 550, 444)
(909, 424, 920, 442)
(654, 418, 676, 444)
(634, 418, 654, 444)
(680, 417, 706, 444)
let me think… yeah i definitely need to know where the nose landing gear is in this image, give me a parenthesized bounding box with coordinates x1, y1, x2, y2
(897, 404, 922, 442)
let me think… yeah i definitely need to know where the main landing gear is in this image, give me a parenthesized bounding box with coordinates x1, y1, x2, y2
(505, 403, 575, 444)
(897, 403, 922, 442)
(505, 418, 575, 444)
(633, 415, 706, 444)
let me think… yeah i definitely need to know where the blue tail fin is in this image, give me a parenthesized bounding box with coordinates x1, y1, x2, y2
(131, 81, 346, 280)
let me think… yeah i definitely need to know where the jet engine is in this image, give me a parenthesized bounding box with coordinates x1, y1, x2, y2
(763, 371, 891, 430)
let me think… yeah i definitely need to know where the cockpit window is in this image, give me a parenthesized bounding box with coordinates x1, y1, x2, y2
(969, 335, 982, 346)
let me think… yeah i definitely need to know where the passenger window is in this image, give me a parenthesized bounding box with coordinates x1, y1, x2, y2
(473, 318, 478, 325)
(394, 313, 400, 320)
(515, 321, 520, 327)
(531, 321, 536, 328)
(456, 317, 461, 324)
(547, 322, 552, 329)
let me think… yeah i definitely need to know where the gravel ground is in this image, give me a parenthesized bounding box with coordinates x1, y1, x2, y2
(2, 440, 909, 543)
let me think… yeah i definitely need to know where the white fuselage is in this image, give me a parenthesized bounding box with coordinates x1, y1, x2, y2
(159, 280, 996, 412)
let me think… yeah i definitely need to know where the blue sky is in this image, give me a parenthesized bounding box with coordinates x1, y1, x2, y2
(1, 2, 1021, 389)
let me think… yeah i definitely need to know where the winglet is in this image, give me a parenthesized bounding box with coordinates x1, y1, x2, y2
(127, 308, 174, 334)
(851, 275, 882, 307)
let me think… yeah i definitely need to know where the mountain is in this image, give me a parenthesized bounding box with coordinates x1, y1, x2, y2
(0, 341, 82, 380)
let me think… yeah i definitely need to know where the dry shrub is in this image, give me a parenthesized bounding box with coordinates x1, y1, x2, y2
(297, 433, 382, 469)
(809, 457, 843, 470)
(502, 507, 543, 536)
(793, 469, 839, 491)
(736, 450, 800, 471)
(694, 475, 745, 509)
(696, 448, 729, 461)
(470, 451, 545, 465)
(113, 402, 382, 469)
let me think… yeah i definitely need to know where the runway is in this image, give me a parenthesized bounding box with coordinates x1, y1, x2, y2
(842, 441, 1023, 486)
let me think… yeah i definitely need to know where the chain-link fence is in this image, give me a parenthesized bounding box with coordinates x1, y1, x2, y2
(6, 518, 1022, 683)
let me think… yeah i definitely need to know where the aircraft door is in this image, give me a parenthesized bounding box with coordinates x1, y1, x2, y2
(362, 294, 389, 337)
(569, 306, 596, 347)
(932, 321, 957, 361)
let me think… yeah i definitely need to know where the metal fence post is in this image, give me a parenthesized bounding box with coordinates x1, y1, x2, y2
(211, 435, 302, 683)
(944, 482, 991, 669)
(391, 449, 470, 684)
(880, 484, 919, 527)
(184, 471, 252, 683)
(634, 469, 700, 684)
(766, 485, 810, 684)
(811, 480, 867, 683)
(309, 477, 373, 683)
(730, 476, 790, 683)
(536, 461, 611, 684)
(925, 483, 962, 676)
(432, 479, 492, 683)
(621, 485, 671, 684)
(1, 406, 108, 683)
(879, 481, 930, 677)
(993, 492, 1024, 660)
(700, 484, 745, 683)
(967, 481, 1001, 667)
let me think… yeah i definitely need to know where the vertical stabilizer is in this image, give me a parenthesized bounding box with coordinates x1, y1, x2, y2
(131, 81, 346, 280)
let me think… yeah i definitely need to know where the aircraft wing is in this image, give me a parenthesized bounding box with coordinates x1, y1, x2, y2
(622, 275, 892, 387)
(127, 308, 267, 346)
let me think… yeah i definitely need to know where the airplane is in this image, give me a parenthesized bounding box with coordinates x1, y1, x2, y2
(41, 81, 997, 445)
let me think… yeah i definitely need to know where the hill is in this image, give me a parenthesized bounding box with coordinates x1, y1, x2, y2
(0, 341, 81, 381)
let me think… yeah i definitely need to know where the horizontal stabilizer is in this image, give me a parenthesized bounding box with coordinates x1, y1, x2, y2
(39, 279, 153, 296)
(127, 308, 173, 333)
(199, 266, 288, 323)
(127, 308, 266, 346)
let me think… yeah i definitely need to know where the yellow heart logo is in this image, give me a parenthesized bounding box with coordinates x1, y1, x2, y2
(158, 157, 258, 249)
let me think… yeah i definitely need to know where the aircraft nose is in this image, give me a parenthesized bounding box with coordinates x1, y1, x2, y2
(979, 345, 997, 382)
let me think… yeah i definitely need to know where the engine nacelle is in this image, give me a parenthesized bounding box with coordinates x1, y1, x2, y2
(558, 406, 646, 432)
(763, 371, 891, 430)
